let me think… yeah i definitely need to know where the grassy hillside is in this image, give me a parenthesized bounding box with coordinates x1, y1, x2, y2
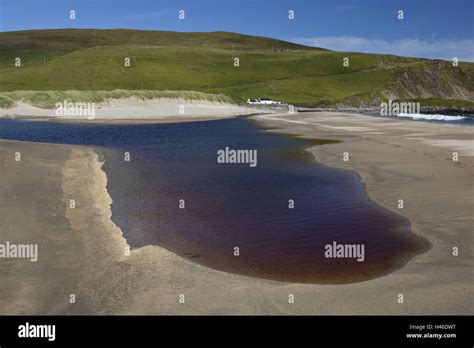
(0, 29, 472, 107)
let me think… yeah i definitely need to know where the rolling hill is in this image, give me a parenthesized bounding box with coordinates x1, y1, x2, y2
(0, 29, 472, 108)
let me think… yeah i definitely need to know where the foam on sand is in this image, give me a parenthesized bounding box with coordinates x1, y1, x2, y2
(395, 113, 466, 121)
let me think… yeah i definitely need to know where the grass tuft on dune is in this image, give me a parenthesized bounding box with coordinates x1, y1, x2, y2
(0, 90, 236, 109)
(0, 95, 14, 108)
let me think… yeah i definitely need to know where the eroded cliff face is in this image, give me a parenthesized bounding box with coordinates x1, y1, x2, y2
(385, 61, 474, 100)
(337, 62, 474, 109)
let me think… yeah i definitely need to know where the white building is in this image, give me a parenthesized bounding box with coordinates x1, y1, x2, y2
(247, 98, 283, 105)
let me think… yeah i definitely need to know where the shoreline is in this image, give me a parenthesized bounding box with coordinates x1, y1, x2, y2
(0, 112, 472, 314)
(250, 116, 434, 279)
(0, 98, 267, 123)
(252, 111, 473, 232)
(251, 112, 473, 301)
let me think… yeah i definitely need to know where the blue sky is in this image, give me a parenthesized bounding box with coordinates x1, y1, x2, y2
(1, 0, 473, 60)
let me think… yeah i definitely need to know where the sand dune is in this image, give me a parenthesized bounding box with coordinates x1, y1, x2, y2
(0, 98, 263, 122)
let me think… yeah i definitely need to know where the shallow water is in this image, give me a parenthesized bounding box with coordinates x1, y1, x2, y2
(0, 118, 427, 283)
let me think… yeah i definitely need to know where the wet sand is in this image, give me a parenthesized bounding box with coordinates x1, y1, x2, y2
(0, 111, 472, 314)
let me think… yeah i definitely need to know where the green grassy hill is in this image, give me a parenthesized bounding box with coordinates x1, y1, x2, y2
(0, 29, 472, 107)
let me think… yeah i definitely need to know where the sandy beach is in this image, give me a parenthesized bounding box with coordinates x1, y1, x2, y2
(0, 111, 472, 315)
(0, 98, 264, 122)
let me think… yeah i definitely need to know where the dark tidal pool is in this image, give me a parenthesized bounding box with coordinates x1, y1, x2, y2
(0, 118, 428, 283)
